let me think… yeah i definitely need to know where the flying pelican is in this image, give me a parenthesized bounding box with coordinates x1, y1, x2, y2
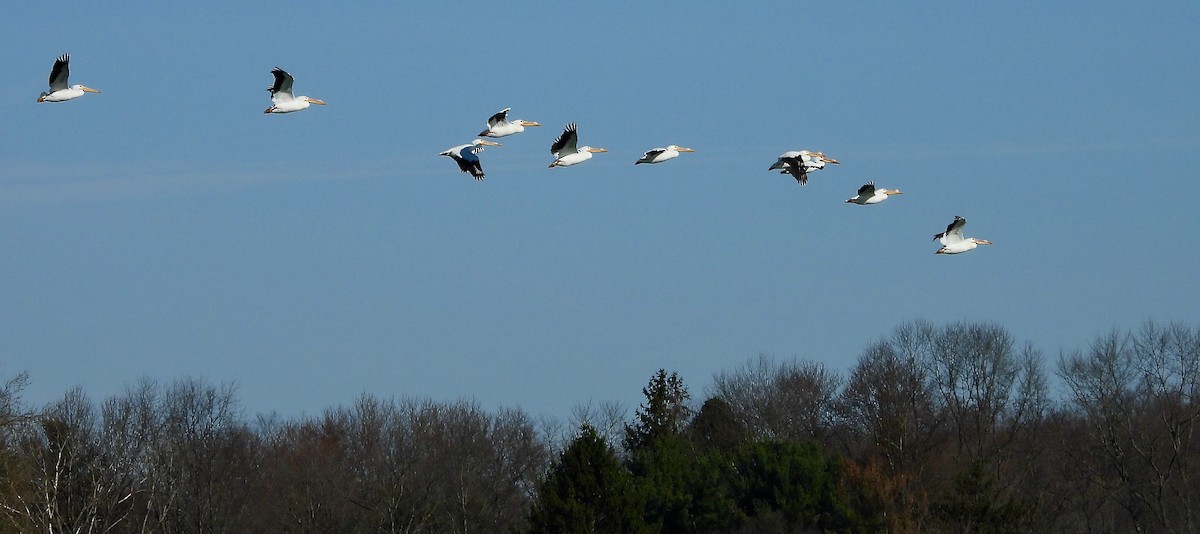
(264, 67, 326, 114)
(933, 216, 992, 254)
(479, 108, 541, 137)
(845, 182, 903, 205)
(768, 150, 839, 186)
(635, 145, 695, 165)
(37, 54, 101, 103)
(549, 123, 607, 168)
(440, 139, 501, 180)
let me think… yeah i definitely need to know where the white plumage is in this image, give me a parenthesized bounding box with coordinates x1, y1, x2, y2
(768, 150, 839, 186)
(37, 54, 101, 103)
(549, 123, 607, 168)
(933, 216, 992, 254)
(635, 145, 695, 165)
(479, 108, 541, 137)
(845, 182, 902, 205)
(264, 67, 326, 114)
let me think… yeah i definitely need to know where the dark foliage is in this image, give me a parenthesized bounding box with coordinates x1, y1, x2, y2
(2, 321, 1198, 533)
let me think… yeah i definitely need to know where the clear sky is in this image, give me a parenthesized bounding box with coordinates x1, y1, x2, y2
(2, 2, 1197, 420)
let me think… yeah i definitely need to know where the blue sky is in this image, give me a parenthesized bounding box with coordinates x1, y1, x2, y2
(3, 2, 1197, 420)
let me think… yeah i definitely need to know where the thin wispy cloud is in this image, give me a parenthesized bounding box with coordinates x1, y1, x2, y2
(0, 160, 442, 208)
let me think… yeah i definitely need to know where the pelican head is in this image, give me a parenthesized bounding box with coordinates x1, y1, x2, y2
(76, 85, 101, 94)
(974, 239, 992, 246)
(584, 147, 607, 153)
(473, 139, 502, 147)
(516, 120, 541, 127)
(302, 97, 327, 105)
(669, 145, 695, 152)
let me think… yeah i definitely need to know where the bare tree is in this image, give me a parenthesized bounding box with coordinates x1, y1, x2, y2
(921, 322, 1049, 461)
(839, 339, 941, 474)
(260, 395, 546, 534)
(1059, 322, 1200, 533)
(0, 371, 38, 531)
(1, 386, 141, 534)
(0, 372, 35, 431)
(837, 321, 1051, 531)
(711, 354, 842, 444)
(540, 400, 627, 458)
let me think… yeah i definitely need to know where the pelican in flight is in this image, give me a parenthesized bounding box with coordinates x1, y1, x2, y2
(440, 139, 501, 180)
(768, 150, 839, 186)
(933, 216, 992, 254)
(37, 54, 101, 103)
(549, 123, 607, 168)
(479, 108, 541, 137)
(264, 67, 326, 114)
(845, 182, 903, 205)
(635, 145, 695, 165)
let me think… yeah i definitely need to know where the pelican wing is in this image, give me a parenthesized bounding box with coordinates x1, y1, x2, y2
(48, 54, 70, 91)
(641, 148, 665, 160)
(551, 123, 579, 156)
(442, 144, 485, 180)
(934, 216, 967, 243)
(780, 157, 808, 185)
(450, 154, 472, 171)
(453, 155, 484, 179)
(486, 108, 511, 128)
(269, 67, 295, 100)
(857, 182, 876, 197)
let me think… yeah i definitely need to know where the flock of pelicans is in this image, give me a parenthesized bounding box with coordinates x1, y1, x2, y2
(35, 56, 993, 255)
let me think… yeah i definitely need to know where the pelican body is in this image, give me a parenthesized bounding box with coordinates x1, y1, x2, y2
(37, 54, 101, 103)
(933, 216, 992, 254)
(636, 145, 695, 165)
(846, 182, 902, 205)
(479, 108, 541, 137)
(549, 123, 606, 168)
(440, 139, 501, 180)
(769, 150, 839, 186)
(264, 67, 326, 114)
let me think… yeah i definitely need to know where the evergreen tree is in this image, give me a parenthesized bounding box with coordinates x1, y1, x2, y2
(623, 369, 691, 453)
(688, 397, 747, 454)
(529, 424, 645, 533)
(730, 440, 855, 532)
(622, 370, 703, 531)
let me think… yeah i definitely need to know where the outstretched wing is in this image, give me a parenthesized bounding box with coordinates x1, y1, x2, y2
(269, 68, 295, 98)
(48, 54, 70, 91)
(486, 108, 511, 128)
(551, 123, 579, 156)
(934, 216, 967, 243)
(857, 182, 876, 197)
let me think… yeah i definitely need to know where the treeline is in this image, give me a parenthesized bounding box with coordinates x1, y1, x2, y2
(1, 320, 1198, 532)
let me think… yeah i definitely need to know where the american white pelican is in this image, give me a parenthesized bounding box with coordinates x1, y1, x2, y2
(549, 123, 607, 168)
(768, 150, 839, 186)
(635, 145, 695, 165)
(933, 216, 992, 254)
(845, 182, 903, 205)
(37, 54, 101, 103)
(479, 108, 541, 137)
(440, 139, 501, 180)
(264, 67, 326, 114)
